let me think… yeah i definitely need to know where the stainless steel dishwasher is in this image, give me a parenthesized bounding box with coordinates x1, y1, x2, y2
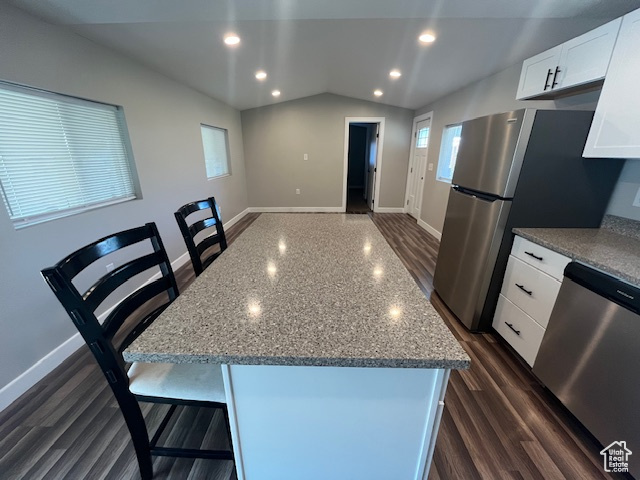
(533, 262, 640, 477)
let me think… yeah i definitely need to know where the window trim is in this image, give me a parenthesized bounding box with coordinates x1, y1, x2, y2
(200, 123, 232, 180)
(0, 80, 140, 229)
(436, 123, 463, 184)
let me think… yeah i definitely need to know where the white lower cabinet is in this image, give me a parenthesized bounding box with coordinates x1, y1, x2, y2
(493, 236, 570, 366)
(501, 255, 562, 329)
(493, 295, 546, 366)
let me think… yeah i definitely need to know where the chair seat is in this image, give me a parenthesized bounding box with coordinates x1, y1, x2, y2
(128, 362, 227, 403)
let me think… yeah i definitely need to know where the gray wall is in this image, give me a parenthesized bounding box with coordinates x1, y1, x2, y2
(413, 62, 609, 235)
(0, 5, 248, 391)
(241, 93, 414, 209)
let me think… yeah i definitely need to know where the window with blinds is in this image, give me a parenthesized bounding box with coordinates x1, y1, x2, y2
(201, 124, 231, 179)
(0, 82, 137, 228)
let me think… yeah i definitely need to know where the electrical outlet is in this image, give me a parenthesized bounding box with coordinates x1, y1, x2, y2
(303, 153, 308, 161)
(428, 163, 434, 171)
(633, 186, 640, 207)
(296, 188, 301, 195)
(106, 263, 115, 273)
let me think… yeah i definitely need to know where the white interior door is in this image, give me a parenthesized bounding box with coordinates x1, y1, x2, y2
(408, 119, 430, 219)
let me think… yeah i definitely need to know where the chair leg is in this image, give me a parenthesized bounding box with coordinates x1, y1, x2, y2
(131, 427, 153, 480)
(223, 405, 234, 452)
(118, 393, 154, 480)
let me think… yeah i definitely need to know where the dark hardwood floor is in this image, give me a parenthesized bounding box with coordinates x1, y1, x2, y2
(0, 211, 630, 479)
(345, 187, 370, 214)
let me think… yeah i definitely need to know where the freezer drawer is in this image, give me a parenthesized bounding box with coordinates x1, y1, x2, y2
(434, 188, 510, 330)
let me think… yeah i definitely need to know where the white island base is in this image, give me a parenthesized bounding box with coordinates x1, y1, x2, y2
(221, 365, 450, 480)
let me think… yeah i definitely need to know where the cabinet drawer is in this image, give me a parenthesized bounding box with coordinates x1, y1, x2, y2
(493, 295, 546, 366)
(502, 255, 561, 328)
(512, 236, 571, 281)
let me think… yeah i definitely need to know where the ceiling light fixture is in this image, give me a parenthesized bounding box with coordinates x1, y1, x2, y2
(272, 90, 281, 97)
(255, 70, 267, 80)
(223, 33, 241, 46)
(390, 69, 402, 78)
(419, 32, 436, 44)
(373, 89, 383, 97)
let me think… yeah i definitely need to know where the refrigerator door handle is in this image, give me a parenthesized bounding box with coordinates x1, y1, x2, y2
(452, 184, 505, 203)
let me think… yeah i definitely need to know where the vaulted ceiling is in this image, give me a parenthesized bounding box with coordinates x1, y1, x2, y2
(10, 0, 640, 110)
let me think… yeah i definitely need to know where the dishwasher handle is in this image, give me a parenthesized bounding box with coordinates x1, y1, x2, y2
(564, 262, 640, 314)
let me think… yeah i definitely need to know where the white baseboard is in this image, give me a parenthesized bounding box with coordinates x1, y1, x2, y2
(248, 207, 344, 213)
(0, 331, 84, 412)
(224, 207, 250, 229)
(417, 218, 442, 240)
(374, 207, 405, 213)
(0, 248, 193, 414)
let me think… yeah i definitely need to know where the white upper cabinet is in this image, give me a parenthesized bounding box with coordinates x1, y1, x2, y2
(516, 46, 562, 100)
(584, 9, 640, 158)
(516, 18, 621, 100)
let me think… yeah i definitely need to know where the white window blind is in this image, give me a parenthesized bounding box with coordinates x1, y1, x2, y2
(201, 124, 230, 179)
(0, 82, 137, 228)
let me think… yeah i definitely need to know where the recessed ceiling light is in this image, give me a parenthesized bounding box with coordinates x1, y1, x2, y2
(223, 33, 241, 46)
(390, 69, 402, 78)
(255, 70, 267, 80)
(419, 32, 436, 44)
(373, 89, 383, 97)
(272, 90, 281, 97)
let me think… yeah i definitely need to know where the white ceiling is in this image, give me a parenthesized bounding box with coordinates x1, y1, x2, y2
(10, 0, 640, 110)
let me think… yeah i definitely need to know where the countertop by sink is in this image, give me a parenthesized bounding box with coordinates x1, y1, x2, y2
(513, 215, 640, 286)
(125, 214, 470, 370)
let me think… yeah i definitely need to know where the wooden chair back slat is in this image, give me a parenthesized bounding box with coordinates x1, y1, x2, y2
(174, 197, 227, 276)
(56, 226, 154, 279)
(188, 217, 219, 238)
(83, 252, 165, 312)
(102, 277, 175, 342)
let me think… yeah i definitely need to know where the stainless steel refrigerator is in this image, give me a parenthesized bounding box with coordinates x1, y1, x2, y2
(433, 109, 623, 332)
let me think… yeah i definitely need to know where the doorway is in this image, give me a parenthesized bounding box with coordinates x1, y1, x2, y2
(343, 117, 384, 214)
(404, 112, 433, 220)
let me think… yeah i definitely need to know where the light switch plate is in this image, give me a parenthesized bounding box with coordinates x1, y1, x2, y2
(633, 186, 640, 207)
(303, 153, 308, 160)
(428, 163, 433, 171)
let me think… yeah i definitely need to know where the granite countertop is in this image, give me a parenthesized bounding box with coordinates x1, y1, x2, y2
(513, 216, 640, 286)
(124, 214, 470, 370)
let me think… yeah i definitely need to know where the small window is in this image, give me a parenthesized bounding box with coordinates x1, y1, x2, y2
(201, 124, 230, 179)
(436, 124, 462, 183)
(0, 82, 137, 229)
(416, 127, 430, 148)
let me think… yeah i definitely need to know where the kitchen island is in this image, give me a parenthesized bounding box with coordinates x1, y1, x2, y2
(125, 214, 469, 480)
